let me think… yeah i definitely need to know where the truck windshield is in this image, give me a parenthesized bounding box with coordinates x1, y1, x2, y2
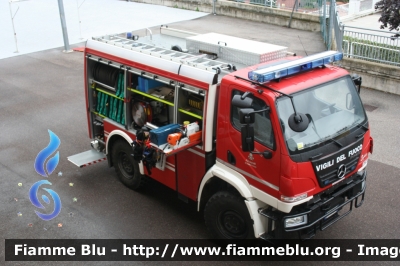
(277, 76, 366, 155)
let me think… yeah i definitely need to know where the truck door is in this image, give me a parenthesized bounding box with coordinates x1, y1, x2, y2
(217, 85, 281, 197)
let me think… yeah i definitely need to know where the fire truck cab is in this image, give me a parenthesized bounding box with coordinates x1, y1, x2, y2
(68, 26, 373, 240)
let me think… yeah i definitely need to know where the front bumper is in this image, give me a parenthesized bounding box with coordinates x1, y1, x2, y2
(259, 170, 367, 240)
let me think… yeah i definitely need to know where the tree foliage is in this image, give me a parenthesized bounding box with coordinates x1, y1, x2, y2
(375, 0, 400, 31)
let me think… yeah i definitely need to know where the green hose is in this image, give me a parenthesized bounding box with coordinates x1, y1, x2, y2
(121, 100, 125, 125)
(109, 97, 114, 120)
(113, 97, 118, 121)
(103, 94, 109, 116)
(117, 100, 123, 124)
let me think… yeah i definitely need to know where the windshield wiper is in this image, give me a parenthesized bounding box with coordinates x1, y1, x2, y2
(309, 153, 323, 160)
(317, 128, 346, 148)
(300, 126, 348, 150)
(357, 122, 368, 131)
(329, 137, 343, 148)
(356, 127, 367, 138)
(353, 121, 368, 138)
(336, 126, 349, 135)
(315, 134, 343, 148)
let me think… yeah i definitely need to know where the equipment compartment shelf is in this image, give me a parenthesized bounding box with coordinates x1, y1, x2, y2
(91, 110, 106, 119)
(178, 108, 203, 120)
(96, 87, 124, 101)
(151, 140, 202, 157)
(129, 87, 174, 106)
(92, 79, 116, 92)
(129, 87, 203, 120)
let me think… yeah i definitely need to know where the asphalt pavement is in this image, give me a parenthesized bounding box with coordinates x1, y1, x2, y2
(1, 9, 400, 266)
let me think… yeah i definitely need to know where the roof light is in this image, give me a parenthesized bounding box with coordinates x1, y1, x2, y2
(248, 51, 343, 83)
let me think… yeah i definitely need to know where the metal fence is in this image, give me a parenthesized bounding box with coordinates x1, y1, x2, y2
(317, 0, 400, 67)
(227, 0, 376, 18)
(229, 0, 320, 11)
(342, 26, 400, 66)
(227, 0, 377, 17)
(279, 0, 319, 11)
(249, 0, 277, 8)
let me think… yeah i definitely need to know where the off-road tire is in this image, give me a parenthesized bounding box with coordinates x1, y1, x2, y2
(204, 191, 254, 239)
(112, 140, 146, 190)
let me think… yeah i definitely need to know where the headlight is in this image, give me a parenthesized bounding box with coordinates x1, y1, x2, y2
(281, 193, 307, 203)
(285, 215, 308, 228)
(357, 159, 368, 175)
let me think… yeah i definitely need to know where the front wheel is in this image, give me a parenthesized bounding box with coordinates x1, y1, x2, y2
(112, 140, 146, 190)
(204, 191, 254, 239)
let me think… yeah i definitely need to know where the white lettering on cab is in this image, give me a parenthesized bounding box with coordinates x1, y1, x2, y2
(316, 160, 334, 171)
(337, 154, 346, 163)
(348, 144, 363, 157)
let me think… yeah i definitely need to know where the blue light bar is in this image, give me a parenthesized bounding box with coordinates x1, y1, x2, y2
(248, 51, 343, 83)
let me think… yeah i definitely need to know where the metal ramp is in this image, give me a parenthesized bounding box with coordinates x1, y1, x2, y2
(67, 149, 107, 168)
(92, 35, 236, 73)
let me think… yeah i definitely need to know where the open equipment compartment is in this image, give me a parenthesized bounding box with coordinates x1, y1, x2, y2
(128, 72, 176, 129)
(87, 58, 124, 137)
(128, 75, 205, 153)
(176, 83, 205, 127)
(127, 71, 205, 134)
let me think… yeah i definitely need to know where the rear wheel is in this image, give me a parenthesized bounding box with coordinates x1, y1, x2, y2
(204, 191, 254, 239)
(112, 140, 145, 190)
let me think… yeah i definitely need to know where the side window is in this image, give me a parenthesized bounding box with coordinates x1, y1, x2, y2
(231, 90, 275, 149)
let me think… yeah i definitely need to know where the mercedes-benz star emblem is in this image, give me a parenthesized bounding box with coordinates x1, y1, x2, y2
(337, 164, 346, 179)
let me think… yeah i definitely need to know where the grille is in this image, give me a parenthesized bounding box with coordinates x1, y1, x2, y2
(318, 156, 360, 187)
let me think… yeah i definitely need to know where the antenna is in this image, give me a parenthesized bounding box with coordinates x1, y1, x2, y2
(298, 35, 308, 56)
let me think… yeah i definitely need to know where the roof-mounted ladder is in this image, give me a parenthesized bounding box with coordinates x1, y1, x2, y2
(92, 35, 236, 74)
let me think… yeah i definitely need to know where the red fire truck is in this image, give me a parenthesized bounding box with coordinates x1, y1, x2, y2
(68, 26, 373, 240)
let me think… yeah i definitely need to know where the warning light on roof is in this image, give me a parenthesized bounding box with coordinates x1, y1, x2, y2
(248, 51, 343, 83)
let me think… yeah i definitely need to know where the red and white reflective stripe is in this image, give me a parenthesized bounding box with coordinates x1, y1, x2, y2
(80, 157, 107, 168)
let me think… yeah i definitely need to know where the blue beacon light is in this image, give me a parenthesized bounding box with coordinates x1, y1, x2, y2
(248, 51, 343, 83)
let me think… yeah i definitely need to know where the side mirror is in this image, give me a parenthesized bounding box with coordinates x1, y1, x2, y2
(239, 108, 255, 151)
(241, 126, 273, 158)
(288, 112, 309, 132)
(233, 93, 272, 159)
(232, 94, 253, 108)
(346, 93, 354, 110)
(239, 108, 255, 124)
(352, 74, 362, 94)
(262, 150, 273, 159)
(241, 125, 254, 151)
